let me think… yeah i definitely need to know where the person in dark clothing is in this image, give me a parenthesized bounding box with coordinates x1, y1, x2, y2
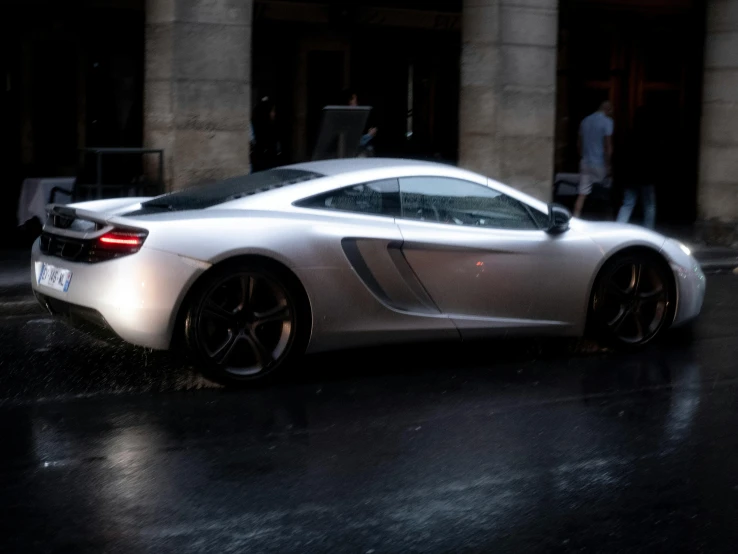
(251, 96, 282, 172)
(616, 106, 657, 229)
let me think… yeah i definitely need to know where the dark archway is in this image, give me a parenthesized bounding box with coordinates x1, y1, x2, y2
(555, 0, 706, 225)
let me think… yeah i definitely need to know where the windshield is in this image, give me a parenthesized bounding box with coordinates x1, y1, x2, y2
(125, 168, 323, 214)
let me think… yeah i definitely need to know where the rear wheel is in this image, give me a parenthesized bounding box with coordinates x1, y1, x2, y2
(590, 251, 674, 347)
(184, 261, 308, 386)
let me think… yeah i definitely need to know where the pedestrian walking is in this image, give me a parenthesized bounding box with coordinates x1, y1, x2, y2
(615, 106, 657, 229)
(574, 101, 614, 218)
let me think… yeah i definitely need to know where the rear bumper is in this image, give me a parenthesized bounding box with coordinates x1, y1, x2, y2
(30, 240, 207, 350)
(34, 292, 123, 344)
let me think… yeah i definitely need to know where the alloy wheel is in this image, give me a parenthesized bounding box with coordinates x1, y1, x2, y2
(594, 258, 670, 345)
(195, 272, 294, 376)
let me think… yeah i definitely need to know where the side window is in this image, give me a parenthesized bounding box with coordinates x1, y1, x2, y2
(399, 177, 540, 230)
(294, 179, 401, 217)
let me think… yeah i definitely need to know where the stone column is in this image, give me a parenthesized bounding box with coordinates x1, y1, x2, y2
(145, 0, 252, 191)
(698, 0, 738, 226)
(459, 0, 558, 201)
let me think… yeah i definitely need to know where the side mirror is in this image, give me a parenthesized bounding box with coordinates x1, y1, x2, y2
(547, 203, 571, 234)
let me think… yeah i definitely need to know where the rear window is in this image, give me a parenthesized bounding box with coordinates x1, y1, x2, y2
(125, 168, 323, 214)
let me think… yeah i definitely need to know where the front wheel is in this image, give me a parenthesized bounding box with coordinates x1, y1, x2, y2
(184, 261, 308, 386)
(590, 251, 674, 347)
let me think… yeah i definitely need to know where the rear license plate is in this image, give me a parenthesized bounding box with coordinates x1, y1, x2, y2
(38, 263, 73, 292)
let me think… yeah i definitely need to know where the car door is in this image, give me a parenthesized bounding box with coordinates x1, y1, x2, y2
(395, 176, 600, 337)
(293, 177, 450, 318)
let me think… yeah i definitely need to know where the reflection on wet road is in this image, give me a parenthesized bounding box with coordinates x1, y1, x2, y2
(0, 274, 737, 552)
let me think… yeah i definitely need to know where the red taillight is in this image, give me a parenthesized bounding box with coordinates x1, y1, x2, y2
(99, 234, 142, 246)
(96, 229, 148, 253)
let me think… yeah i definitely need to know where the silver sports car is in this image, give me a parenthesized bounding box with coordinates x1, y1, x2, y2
(30, 158, 705, 385)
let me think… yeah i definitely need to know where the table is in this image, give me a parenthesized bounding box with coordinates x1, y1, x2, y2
(17, 177, 75, 226)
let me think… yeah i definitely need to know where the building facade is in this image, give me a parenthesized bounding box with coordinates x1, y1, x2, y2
(2, 0, 737, 239)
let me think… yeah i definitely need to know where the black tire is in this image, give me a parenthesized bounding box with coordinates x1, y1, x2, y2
(183, 260, 310, 387)
(590, 250, 674, 348)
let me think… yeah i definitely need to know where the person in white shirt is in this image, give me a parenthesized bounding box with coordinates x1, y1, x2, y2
(574, 101, 614, 218)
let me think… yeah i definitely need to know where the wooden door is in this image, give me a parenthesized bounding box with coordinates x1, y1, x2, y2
(627, 26, 702, 223)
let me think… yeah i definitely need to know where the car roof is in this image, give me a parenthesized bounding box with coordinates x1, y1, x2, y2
(224, 158, 551, 216)
(285, 157, 456, 177)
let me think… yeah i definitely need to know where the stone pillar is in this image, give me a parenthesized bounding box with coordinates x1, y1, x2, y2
(698, 0, 738, 226)
(145, 0, 252, 191)
(459, 0, 558, 201)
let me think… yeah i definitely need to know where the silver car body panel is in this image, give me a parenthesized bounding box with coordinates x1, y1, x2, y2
(29, 158, 705, 353)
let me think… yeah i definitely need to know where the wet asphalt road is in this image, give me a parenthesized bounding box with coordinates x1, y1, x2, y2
(1, 272, 738, 552)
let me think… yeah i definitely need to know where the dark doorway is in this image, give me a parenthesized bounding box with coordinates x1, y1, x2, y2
(0, 30, 22, 241)
(252, 4, 461, 165)
(2, 2, 145, 246)
(31, 40, 79, 174)
(347, 26, 460, 162)
(307, 50, 347, 157)
(556, 0, 705, 225)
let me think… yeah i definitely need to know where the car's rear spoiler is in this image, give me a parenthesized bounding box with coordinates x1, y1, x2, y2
(44, 204, 142, 238)
(46, 203, 111, 225)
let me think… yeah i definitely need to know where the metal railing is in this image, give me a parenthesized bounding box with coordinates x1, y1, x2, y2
(73, 147, 165, 201)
